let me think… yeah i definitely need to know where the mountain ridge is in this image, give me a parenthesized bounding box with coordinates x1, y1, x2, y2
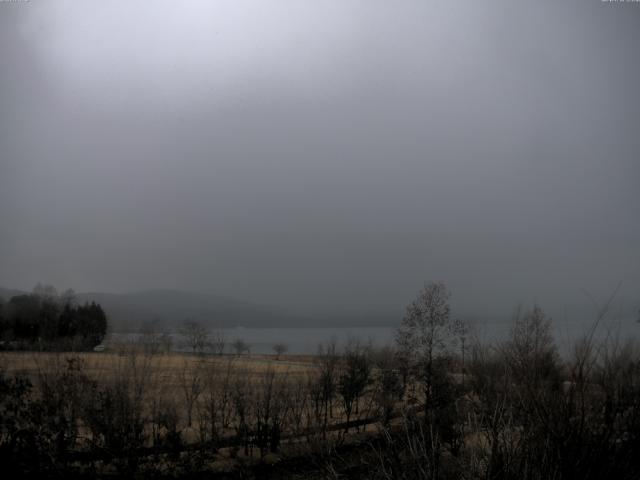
(0, 286, 399, 331)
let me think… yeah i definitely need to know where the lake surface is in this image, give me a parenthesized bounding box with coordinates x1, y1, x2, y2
(110, 327, 396, 355)
(110, 315, 639, 356)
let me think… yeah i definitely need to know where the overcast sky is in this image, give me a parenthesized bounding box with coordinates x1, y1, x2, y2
(1, 0, 638, 321)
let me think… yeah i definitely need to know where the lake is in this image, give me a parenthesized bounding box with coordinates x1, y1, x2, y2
(109, 315, 639, 356)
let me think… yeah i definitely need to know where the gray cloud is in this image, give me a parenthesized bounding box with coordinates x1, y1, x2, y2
(1, 0, 639, 322)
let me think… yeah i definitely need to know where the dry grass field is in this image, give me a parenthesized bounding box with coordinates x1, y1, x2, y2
(3, 323, 640, 479)
(0, 350, 325, 443)
(0, 350, 317, 381)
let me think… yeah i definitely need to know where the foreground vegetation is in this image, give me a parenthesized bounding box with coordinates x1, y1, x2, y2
(1, 283, 639, 479)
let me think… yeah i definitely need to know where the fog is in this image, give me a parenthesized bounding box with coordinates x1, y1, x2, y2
(1, 1, 638, 323)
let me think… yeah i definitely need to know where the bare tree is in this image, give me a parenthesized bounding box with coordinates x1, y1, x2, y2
(316, 340, 339, 428)
(394, 282, 462, 478)
(180, 319, 209, 354)
(272, 343, 288, 360)
(396, 282, 461, 402)
(453, 317, 470, 388)
(138, 318, 166, 355)
(198, 358, 235, 444)
(159, 332, 173, 353)
(338, 341, 371, 431)
(503, 304, 559, 388)
(232, 338, 249, 356)
(210, 329, 225, 355)
(231, 374, 253, 455)
(179, 359, 204, 427)
(253, 368, 291, 456)
(371, 346, 403, 425)
(288, 376, 309, 436)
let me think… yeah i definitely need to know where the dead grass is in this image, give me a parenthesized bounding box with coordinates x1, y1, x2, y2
(0, 351, 315, 378)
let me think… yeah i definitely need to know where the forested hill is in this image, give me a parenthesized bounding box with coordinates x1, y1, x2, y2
(76, 289, 308, 332)
(0, 287, 271, 332)
(0, 287, 398, 332)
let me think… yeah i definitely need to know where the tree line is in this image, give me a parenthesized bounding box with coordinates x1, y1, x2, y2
(0, 284, 107, 350)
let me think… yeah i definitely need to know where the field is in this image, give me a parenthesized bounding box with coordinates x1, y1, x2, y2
(0, 345, 395, 477)
(0, 351, 317, 383)
(0, 349, 328, 441)
(2, 325, 640, 479)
